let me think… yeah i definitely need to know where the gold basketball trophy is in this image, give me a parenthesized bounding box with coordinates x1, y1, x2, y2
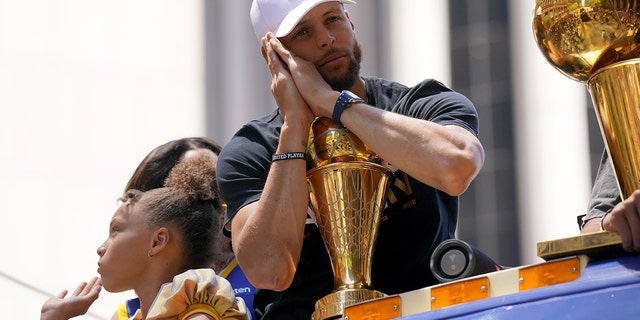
(306, 117, 394, 320)
(532, 0, 639, 259)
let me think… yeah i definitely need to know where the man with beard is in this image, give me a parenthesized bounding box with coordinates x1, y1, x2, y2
(216, 1, 485, 319)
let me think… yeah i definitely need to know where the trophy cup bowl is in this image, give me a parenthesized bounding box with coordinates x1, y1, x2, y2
(532, 0, 640, 199)
(306, 117, 393, 320)
(307, 117, 381, 168)
(533, 0, 640, 82)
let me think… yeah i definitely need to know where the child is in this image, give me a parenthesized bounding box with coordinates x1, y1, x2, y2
(41, 152, 249, 319)
(116, 137, 255, 319)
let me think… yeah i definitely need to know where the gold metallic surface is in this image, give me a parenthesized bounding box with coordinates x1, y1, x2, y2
(533, 0, 640, 82)
(587, 59, 640, 199)
(307, 162, 392, 320)
(306, 118, 393, 319)
(533, 1, 640, 199)
(531, 0, 639, 262)
(533, 1, 640, 200)
(307, 117, 381, 168)
(537, 231, 623, 260)
(312, 288, 387, 320)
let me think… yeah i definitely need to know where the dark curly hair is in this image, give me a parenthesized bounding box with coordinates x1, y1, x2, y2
(122, 152, 219, 270)
(124, 137, 222, 193)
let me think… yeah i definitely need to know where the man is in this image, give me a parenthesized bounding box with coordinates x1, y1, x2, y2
(581, 150, 640, 252)
(216, 0, 485, 318)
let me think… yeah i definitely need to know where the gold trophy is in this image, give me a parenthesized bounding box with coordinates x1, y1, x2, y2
(533, 0, 640, 200)
(306, 117, 393, 320)
(532, 0, 640, 259)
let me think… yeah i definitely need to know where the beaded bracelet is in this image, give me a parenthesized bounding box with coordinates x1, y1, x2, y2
(272, 152, 306, 162)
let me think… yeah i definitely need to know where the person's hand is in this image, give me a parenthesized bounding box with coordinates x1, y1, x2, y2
(41, 277, 102, 320)
(262, 33, 315, 129)
(602, 190, 640, 252)
(264, 33, 335, 120)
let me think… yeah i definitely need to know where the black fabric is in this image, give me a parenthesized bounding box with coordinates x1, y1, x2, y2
(216, 77, 479, 319)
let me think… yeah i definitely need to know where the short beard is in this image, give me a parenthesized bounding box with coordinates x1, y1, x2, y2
(324, 42, 362, 91)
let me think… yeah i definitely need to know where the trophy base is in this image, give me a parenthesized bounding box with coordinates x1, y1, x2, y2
(311, 288, 386, 320)
(537, 231, 627, 261)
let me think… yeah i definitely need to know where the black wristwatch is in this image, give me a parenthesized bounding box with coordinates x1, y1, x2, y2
(332, 90, 364, 128)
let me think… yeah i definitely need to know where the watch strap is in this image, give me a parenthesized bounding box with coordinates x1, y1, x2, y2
(332, 90, 364, 127)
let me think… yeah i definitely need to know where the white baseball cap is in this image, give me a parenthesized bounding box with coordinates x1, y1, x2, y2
(250, 0, 356, 41)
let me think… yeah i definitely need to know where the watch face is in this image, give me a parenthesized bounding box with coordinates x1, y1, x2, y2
(343, 90, 363, 103)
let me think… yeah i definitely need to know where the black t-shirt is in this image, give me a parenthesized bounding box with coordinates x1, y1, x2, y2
(217, 77, 479, 320)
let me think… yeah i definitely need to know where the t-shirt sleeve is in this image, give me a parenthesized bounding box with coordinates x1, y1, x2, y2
(217, 123, 275, 235)
(394, 79, 479, 136)
(583, 150, 621, 225)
